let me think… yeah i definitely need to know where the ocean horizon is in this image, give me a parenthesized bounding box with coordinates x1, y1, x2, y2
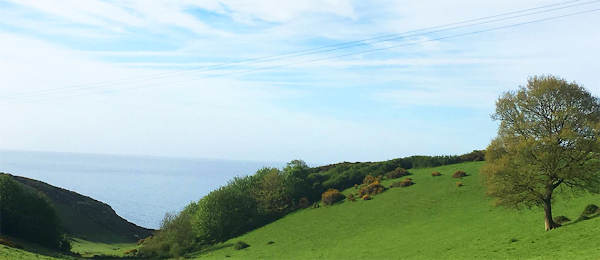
(0, 149, 287, 229)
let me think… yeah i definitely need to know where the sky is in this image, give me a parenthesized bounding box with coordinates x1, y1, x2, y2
(0, 0, 598, 164)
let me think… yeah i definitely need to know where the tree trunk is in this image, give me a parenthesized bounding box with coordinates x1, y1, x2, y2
(543, 197, 559, 231)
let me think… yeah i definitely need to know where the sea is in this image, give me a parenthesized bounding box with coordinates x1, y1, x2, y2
(0, 150, 286, 229)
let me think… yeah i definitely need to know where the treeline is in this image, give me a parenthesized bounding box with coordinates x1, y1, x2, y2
(0, 174, 70, 251)
(139, 150, 484, 258)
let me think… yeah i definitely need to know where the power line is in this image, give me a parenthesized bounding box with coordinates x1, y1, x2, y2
(0, 0, 595, 100)
(3, 8, 597, 106)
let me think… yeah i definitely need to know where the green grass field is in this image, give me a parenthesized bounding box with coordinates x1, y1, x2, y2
(0, 237, 138, 259)
(2, 161, 598, 259)
(192, 162, 600, 259)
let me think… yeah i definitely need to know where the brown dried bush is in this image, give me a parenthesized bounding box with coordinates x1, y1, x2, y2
(361, 194, 371, 200)
(297, 197, 309, 209)
(452, 170, 467, 178)
(347, 193, 356, 202)
(431, 172, 441, 177)
(456, 182, 463, 187)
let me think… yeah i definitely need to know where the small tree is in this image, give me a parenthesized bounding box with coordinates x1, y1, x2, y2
(482, 75, 600, 231)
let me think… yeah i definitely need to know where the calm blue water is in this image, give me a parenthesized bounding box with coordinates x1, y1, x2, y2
(0, 150, 285, 229)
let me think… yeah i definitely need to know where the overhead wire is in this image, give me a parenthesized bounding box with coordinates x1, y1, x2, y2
(2, 8, 598, 106)
(0, 0, 595, 101)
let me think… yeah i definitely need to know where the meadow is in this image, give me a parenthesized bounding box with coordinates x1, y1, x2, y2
(191, 162, 600, 259)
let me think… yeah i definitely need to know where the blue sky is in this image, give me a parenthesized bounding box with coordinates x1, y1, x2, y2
(0, 0, 598, 164)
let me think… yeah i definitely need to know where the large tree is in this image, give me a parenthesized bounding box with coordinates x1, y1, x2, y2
(482, 75, 600, 231)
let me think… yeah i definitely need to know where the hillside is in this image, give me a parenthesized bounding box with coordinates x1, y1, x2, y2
(4, 173, 153, 243)
(192, 162, 600, 259)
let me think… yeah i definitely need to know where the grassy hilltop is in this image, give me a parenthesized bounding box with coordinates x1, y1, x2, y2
(191, 162, 600, 259)
(1, 161, 598, 259)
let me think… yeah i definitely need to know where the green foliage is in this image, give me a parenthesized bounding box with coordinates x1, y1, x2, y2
(385, 167, 410, 179)
(390, 178, 414, 188)
(138, 211, 195, 258)
(482, 75, 600, 231)
(321, 189, 345, 206)
(0, 174, 64, 249)
(191, 175, 260, 245)
(234, 241, 250, 250)
(198, 162, 600, 260)
(252, 167, 291, 216)
(283, 160, 311, 203)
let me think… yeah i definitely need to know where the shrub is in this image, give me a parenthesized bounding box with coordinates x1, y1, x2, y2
(452, 170, 467, 178)
(124, 249, 138, 255)
(354, 184, 358, 189)
(0, 237, 22, 249)
(376, 175, 383, 182)
(0, 174, 64, 249)
(582, 204, 599, 216)
(363, 175, 377, 185)
(297, 197, 309, 209)
(553, 215, 571, 224)
(312, 202, 320, 209)
(456, 182, 463, 187)
(58, 235, 72, 252)
(321, 189, 346, 206)
(362, 194, 371, 200)
(357, 181, 385, 197)
(390, 178, 414, 188)
(347, 193, 356, 202)
(386, 167, 410, 179)
(431, 172, 441, 177)
(235, 241, 250, 250)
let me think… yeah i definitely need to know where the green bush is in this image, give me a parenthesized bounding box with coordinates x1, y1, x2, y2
(0, 174, 64, 249)
(139, 211, 195, 258)
(321, 189, 345, 206)
(235, 241, 250, 250)
(386, 167, 410, 179)
(390, 178, 414, 188)
(452, 170, 467, 178)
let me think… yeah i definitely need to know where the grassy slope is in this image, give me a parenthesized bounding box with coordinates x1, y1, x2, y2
(193, 162, 600, 260)
(0, 238, 139, 259)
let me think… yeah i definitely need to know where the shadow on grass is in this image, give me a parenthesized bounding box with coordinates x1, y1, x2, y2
(560, 212, 600, 227)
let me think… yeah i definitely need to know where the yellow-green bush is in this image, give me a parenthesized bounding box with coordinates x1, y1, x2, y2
(358, 181, 385, 197)
(321, 189, 346, 206)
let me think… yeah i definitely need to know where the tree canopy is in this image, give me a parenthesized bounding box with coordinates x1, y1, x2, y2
(482, 75, 600, 231)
